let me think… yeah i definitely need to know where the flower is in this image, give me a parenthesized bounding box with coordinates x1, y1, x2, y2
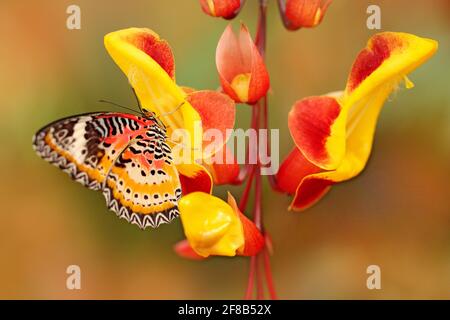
(104, 28, 236, 194)
(199, 0, 245, 19)
(278, 0, 332, 30)
(174, 239, 205, 260)
(276, 32, 438, 210)
(203, 145, 241, 185)
(176, 192, 264, 258)
(216, 24, 270, 105)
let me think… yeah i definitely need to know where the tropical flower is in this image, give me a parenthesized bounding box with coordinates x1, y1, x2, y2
(104, 27, 236, 194)
(216, 24, 270, 105)
(278, 0, 333, 30)
(199, 0, 245, 19)
(175, 192, 264, 258)
(203, 146, 241, 185)
(276, 32, 438, 210)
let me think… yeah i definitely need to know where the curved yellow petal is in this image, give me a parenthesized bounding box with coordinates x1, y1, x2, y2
(344, 32, 438, 105)
(104, 28, 202, 155)
(303, 84, 393, 185)
(338, 32, 437, 180)
(288, 32, 437, 211)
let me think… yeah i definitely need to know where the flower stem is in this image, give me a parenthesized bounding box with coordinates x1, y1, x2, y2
(239, 165, 255, 212)
(244, 0, 277, 300)
(256, 254, 264, 299)
(245, 255, 257, 299)
(263, 247, 278, 299)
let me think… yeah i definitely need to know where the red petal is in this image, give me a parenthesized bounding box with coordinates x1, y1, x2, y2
(126, 29, 175, 79)
(346, 34, 399, 92)
(276, 148, 333, 210)
(245, 29, 270, 103)
(227, 193, 264, 256)
(205, 146, 240, 185)
(216, 24, 269, 104)
(276, 147, 322, 195)
(238, 211, 265, 256)
(186, 90, 235, 156)
(179, 165, 213, 195)
(174, 240, 206, 260)
(291, 176, 333, 211)
(288, 96, 343, 170)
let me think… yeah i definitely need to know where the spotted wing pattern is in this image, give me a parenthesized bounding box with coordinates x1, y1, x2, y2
(102, 138, 182, 229)
(32, 112, 181, 229)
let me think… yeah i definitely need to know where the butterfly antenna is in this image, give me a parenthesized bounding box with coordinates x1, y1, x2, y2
(98, 99, 142, 115)
(158, 101, 186, 118)
(131, 88, 147, 115)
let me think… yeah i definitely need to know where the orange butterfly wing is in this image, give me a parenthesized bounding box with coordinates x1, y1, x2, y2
(33, 112, 181, 229)
(102, 138, 181, 229)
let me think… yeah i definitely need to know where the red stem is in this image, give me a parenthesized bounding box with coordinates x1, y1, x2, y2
(263, 248, 278, 299)
(243, 0, 277, 300)
(256, 254, 265, 299)
(245, 255, 257, 299)
(238, 165, 255, 212)
(233, 99, 260, 185)
(254, 166, 262, 230)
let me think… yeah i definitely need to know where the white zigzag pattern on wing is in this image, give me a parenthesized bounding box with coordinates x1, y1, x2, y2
(33, 131, 179, 229)
(102, 188, 179, 230)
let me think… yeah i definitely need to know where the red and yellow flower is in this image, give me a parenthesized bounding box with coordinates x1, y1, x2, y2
(216, 24, 270, 105)
(199, 0, 245, 20)
(175, 192, 264, 258)
(276, 32, 438, 210)
(104, 27, 236, 194)
(278, 0, 332, 30)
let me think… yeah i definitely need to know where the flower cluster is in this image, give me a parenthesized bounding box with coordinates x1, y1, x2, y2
(103, 0, 437, 299)
(201, 0, 333, 30)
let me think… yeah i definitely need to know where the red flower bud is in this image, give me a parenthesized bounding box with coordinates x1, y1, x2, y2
(216, 24, 270, 105)
(278, 0, 332, 30)
(199, 0, 245, 20)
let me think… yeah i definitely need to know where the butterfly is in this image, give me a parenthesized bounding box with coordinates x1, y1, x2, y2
(32, 102, 182, 230)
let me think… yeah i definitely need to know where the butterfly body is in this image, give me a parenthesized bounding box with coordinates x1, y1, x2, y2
(33, 112, 181, 229)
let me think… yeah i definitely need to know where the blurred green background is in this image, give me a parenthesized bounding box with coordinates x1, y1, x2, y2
(0, 0, 449, 299)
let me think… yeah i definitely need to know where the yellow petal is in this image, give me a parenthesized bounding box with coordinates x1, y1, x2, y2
(310, 32, 437, 184)
(287, 33, 438, 211)
(179, 192, 244, 257)
(104, 28, 202, 156)
(344, 32, 437, 105)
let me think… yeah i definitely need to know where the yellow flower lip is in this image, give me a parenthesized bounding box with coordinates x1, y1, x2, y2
(179, 192, 244, 257)
(178, 192, 264, 258)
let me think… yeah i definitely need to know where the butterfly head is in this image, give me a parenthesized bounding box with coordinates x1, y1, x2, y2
(142, 108, 168, 132)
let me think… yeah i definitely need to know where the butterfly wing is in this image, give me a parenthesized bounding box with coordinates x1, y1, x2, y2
(33, 112, 181, 229)
(102, 138, 182, 229)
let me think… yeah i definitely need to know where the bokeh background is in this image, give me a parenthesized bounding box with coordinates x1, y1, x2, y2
(1, 0, 449, 299)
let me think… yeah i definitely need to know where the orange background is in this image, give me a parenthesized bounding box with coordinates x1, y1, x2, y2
(0, 0, 449, 299)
